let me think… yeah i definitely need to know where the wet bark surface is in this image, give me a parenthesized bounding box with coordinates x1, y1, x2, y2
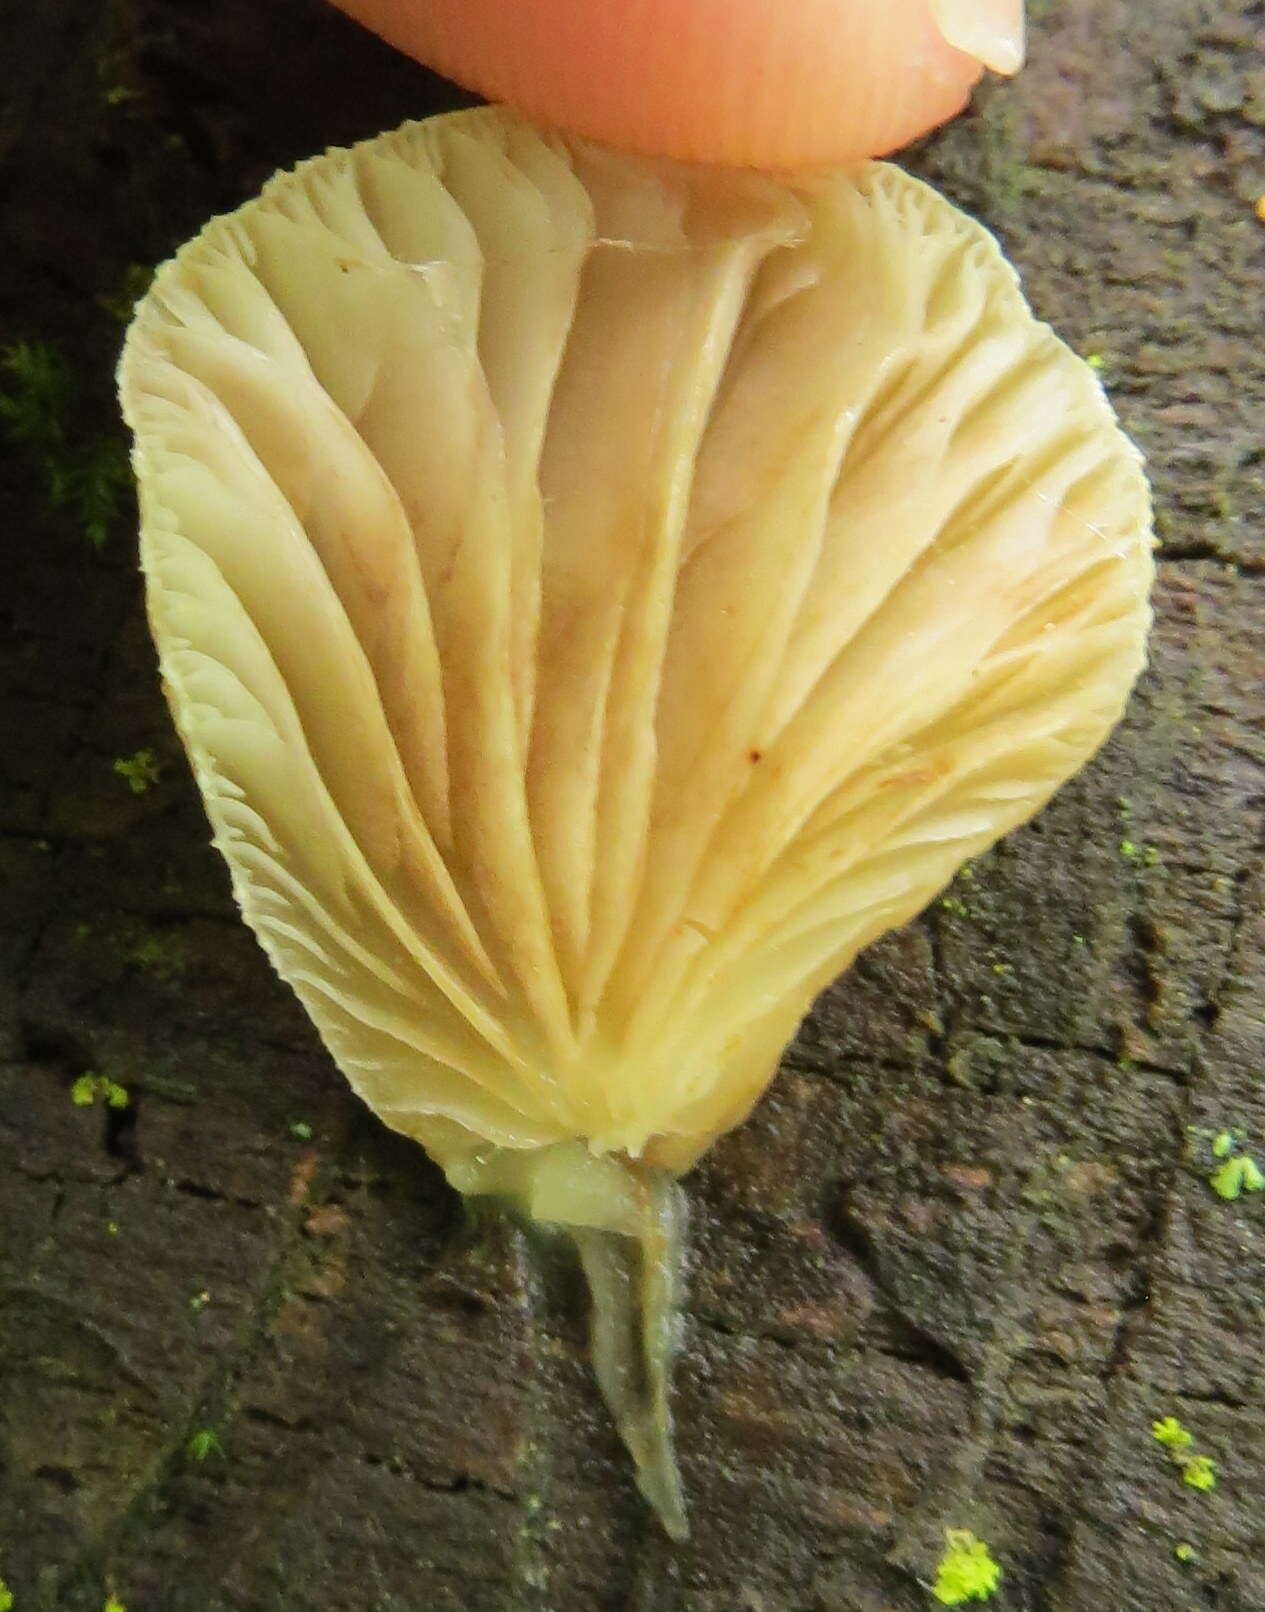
(2, 1, 1264, 1607)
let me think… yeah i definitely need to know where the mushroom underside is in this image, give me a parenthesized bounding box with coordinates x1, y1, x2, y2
(119, 105, 1153, 1532)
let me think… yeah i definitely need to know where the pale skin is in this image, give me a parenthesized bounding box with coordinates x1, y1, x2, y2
(327, 0, 1026, 168)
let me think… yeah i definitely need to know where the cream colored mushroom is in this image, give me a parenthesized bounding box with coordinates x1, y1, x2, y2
(119, 105, 1152, 1537)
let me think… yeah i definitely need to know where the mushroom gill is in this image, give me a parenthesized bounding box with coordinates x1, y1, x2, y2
(119, 105, 1153, 1536)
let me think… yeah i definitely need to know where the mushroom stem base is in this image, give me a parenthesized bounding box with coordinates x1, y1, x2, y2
(448, 1143, 689, 1540)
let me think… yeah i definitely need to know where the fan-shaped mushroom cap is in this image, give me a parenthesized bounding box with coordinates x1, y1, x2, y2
(120, 105, 1151, 1532)
(120, 105, 1151, 1183)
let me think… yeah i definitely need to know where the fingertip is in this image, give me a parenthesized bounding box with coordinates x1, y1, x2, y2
(328, 0, 1000, 168)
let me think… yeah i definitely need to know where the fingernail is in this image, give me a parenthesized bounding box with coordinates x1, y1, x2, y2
(931, 0, 1026, 75)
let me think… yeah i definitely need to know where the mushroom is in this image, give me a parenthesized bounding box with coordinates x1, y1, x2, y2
(118, 105, 1152, 1536)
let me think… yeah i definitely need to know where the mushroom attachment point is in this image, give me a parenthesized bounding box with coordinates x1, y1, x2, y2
(119, 105, 1152, 1536)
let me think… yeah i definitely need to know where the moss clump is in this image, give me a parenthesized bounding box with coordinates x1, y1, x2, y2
(96, 263, 154, 326)
(1202, 1128, 1265, 1200)
(1210, 1154, 1265, 1199)
(0, 341, 131, 549)
(932, 1531, 1001, 1605)
(1152, 1416, 1193, 1453)
(129, 931, 189, 978)
(187, 1429, 223, 1461)
(71, 1072, 130, 1109)
(1152, 1416, 1217, 1492)
(113, 749, 161, 795)
(1183, 1456, 1217, 1492)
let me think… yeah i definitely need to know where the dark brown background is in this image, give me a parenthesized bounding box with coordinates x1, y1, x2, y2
(2, 1, 1264, 1607)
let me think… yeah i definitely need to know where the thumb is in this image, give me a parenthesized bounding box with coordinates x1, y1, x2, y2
(326, 0, 1025, 170)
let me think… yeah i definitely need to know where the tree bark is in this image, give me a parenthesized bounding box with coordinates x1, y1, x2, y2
(2, 1, 1263, 1607)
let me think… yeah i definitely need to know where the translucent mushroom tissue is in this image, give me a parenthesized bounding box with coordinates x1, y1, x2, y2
(119, 105, 1152, 1535)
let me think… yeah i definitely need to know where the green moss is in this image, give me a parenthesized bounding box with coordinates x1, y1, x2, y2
(0, 1575, 12, 1612)
(187, 1429, 223, 1461)
(104, 1597, 127, 1612)
(1119, 839, 1161, 866)
(0, 341, 131, 549)
(0, 341, 72, 446)
(1239, 1155, 1263, 1192)
(1152, 1416, 1193, 1453)
(71, 1072, 130, 1109)
(145, 1073, 198, 1104)
(932, 1530, 1001, 1605)
(130, 936, 166, 969)
(113, 749, 161, 795)
(1208, 1131, 1265, 1200)
(128, 931, 190, 980)
(1153, 1415, 1219, 1492)
(95, 263, 153, 324)
(289, 1120, 314, 1141)
(1174, 1542, 1196, 1562)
